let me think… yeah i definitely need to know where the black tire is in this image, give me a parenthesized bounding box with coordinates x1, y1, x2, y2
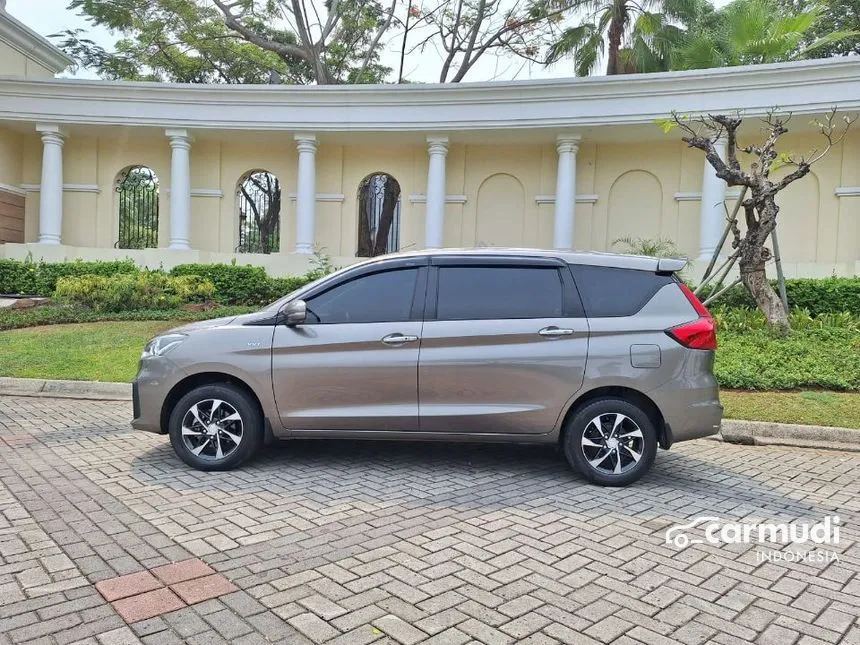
(168, 383, 263, 471)
(562, 397, 657, 486)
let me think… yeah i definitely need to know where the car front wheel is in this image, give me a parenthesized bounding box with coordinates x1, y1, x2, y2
(168, 383, 263, 471)
(563, 397, 658, 486)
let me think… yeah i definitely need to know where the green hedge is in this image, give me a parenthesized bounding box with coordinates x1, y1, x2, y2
(716, 326, 860, 390)
(0, 258, 323, 306)
(0, 258, 139, 296)
(0, 305, 256, 331)
(55, 273, 215, 312)
(703, 277, 860, 315)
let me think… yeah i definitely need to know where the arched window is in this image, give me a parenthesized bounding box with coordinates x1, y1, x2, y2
(116, 166, 159, 249)
(357, 173, 401, 257)
(237, 170, 281, 254)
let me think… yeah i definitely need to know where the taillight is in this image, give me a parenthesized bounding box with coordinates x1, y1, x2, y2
(667, 283, 717, 350)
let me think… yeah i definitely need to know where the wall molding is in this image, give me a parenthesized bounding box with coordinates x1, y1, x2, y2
(2, 58, 858, 133)
(191, 188, 223, 198)
(534, 194, 599, 205)
(20, 183, 101, 194)
(287, 192, 345, 202)
(408, 194, 467, 204)
(674, 190, 742, 202)
(0, 182, 26, 196)
(835, 187, 860, 197)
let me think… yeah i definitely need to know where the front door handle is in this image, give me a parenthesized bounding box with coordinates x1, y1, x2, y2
(539, 326, 575, 337)
(381, 333, 419, 345)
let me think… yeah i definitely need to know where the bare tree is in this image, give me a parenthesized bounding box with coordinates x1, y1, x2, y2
(212, 0, 396, 84)
(425, 0, 572, 82)
(668, 108, 855, 330)
(240, 172, 281, 254)
(357, 174, 400, 256)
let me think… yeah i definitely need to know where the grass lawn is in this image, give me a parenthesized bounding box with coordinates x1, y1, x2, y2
(720, 390, 860, 429)
(2, 321, 859, 429)
(0, 321, 176, 383)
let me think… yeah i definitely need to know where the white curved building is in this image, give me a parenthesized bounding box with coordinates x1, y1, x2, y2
(1, 6, 859, 276)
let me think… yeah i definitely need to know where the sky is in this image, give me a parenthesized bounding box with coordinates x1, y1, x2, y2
(5, 0, 730, 83)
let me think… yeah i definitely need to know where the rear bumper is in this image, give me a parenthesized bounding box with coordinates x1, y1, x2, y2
(648, 357, 723, 444)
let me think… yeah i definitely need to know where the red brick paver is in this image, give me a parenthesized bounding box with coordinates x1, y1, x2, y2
(152, 557, 216, 585)
(171, 572, 239, 604)
(95, 570, 162, 602)
(111, 587, 185, 623)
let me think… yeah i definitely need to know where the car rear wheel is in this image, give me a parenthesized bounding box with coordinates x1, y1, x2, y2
(563, 397, 657, 486)
(168, 384, 263, 471)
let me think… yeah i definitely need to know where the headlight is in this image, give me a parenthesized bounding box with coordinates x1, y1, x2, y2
(141, 333, 186, 358)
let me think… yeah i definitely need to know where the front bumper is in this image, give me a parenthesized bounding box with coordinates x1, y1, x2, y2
(131, 356, 182, 434)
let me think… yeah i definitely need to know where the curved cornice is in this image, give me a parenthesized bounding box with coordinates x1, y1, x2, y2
(0, 58, 859, 131)
(0, 11, 74, 74)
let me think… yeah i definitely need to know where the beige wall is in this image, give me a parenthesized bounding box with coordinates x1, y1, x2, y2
(0, 126, 22, 188)
(0, 41, 54, 78)
(6, 129, 860, 277)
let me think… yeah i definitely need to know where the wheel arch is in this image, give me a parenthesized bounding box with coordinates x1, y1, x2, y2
(558, 386, 670, 449)
(160, 372, 267, 438)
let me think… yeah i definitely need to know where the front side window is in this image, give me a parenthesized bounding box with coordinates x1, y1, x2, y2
(436, 266, 563, 320)
(305, 268, 418, 324)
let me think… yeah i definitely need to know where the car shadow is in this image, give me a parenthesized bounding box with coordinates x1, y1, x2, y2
(126, 436, 839, 522)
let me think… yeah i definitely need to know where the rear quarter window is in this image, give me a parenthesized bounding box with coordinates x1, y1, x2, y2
(570, 264, 675, 317)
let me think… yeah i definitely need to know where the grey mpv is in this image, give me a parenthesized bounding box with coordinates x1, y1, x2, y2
(132, 249, 722, 486)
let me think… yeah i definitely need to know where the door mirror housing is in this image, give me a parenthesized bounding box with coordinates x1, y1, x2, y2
(282, 300, 307, 326)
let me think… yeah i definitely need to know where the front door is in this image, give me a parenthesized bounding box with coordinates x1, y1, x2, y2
(272, 266, 425, 431)
(418, 261, 588, 435)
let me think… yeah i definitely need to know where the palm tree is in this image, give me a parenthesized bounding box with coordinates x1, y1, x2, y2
(671, 0, 858, 69)
(545, 0, 706, 75)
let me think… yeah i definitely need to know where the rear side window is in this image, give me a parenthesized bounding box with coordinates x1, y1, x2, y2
(570, 264, 674, 317)
(436, 266, 563, 320)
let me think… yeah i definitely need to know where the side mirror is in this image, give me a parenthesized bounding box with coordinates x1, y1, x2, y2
(282, 300, 307, 326)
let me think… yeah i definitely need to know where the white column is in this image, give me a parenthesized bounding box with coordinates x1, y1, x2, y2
(294, 134, 317, 254)
(36, 124, 65, 244)
(553, 135, 581, 251)
(425, 136, 449, 249)
(166, 128, 192, 250)
(699, 138, 728, 259)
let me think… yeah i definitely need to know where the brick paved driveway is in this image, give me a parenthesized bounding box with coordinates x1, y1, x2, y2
(1, 394, 858, 645)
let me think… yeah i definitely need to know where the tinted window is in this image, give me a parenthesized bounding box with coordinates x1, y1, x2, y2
(436, 267, 563, 320)
(570, 264, 673, 317)
(306, 269, 418, 324)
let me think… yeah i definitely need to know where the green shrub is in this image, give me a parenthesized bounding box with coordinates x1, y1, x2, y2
(716, 326, 860, 390)
(703, 277, 860, 315)
(170, 263, 271, 305)
(55, 273, 215, 312)
(0, 258, 140, 296)
(170, 263, 323, 305)
(713, 306, 860, 333)
(0, 305, 256, 331)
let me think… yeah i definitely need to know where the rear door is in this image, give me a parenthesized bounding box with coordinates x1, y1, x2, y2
(417, 256, 588, 435)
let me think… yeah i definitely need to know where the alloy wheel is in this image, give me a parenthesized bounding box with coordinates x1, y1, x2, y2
(180, 398, 244, 461)
(580, 413, 645, 475)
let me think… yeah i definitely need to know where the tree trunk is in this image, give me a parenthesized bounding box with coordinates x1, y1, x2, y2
(740, 259, 790, 331)
(739, 197, 790, 331)
(606, 11, 626, 75)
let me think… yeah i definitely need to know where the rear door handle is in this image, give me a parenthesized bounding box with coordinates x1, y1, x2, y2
(538, 326, 575, 337)
(381, 333, 419, 345)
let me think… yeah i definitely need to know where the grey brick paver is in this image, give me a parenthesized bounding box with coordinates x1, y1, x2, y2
(1, 394, 858, 644)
